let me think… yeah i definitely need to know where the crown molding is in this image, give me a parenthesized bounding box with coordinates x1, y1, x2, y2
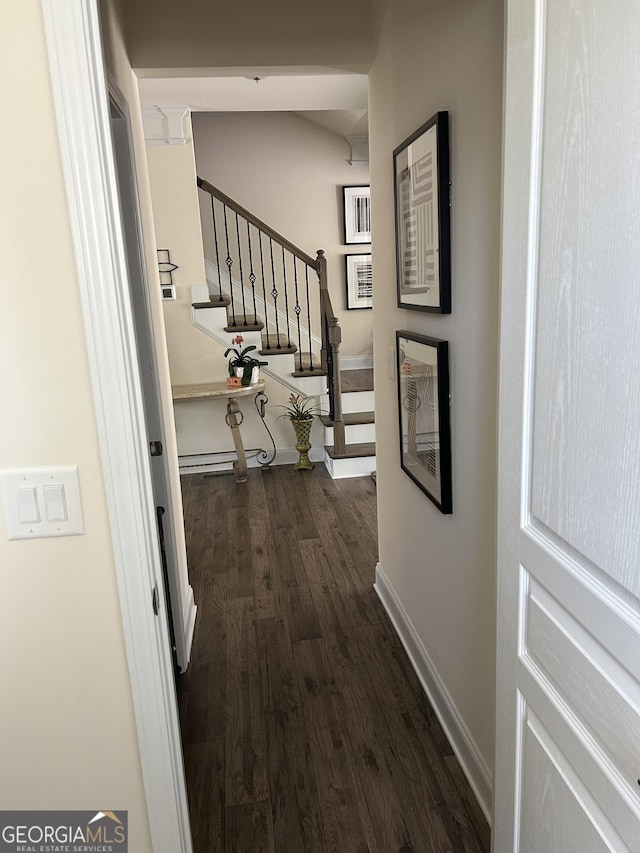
(143, 104, 191, 145)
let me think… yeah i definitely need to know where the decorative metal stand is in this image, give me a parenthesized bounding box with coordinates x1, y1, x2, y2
(171, 380, 276, 483)
(254, 390, 276, 470)
(223, 390, 276, 482)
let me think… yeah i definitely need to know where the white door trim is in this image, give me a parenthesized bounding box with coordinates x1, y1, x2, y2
(41, 2, 192, 850)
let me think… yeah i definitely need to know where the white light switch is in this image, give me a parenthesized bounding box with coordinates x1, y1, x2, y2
(17, 486, 40, 524)
(0, 467, 84, 539)
(44, 484, 68, 522)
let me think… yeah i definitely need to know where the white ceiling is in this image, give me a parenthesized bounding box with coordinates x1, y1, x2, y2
(137, 72, 369, 140)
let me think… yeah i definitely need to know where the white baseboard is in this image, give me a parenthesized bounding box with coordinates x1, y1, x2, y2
(181, 585, 197, 670)
(178, 446, 325, 475)
(341, 356, 373, 370)
(374, 562, 493, 823)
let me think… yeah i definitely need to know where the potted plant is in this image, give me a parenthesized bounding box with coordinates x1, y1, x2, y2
(276, 393, 325, 471)
(224, 335, 267, 386)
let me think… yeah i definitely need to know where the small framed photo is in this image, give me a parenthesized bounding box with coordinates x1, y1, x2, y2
(342, 185, 371, 244)
(396, 330, 452, 513)
(345, 254, 372, 309)
(394, 111, 451, 313)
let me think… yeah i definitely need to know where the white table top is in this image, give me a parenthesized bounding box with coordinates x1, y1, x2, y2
(172, 379, 265, 401)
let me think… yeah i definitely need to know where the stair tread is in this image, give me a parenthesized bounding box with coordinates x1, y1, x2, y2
(340, 369, 374, 393)
(193, 296, 231, 309)
(224, 317, 264, 332)
(325, 442, 376, 459)
(292, 351, 325, 377)
(260, 342, 298, 356)
(292, 368, 327, 378)
(320, 412, 375, 427)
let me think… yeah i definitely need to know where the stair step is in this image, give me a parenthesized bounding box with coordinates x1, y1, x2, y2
(260, 340, 298, 356)
(293, 368, 327, 378)
(325, 442, 376, 460)
(224, 316, 264, 332)
(320, 412, 375, 427)
(292, 351, 326, 377)
(192, 295, 231, 309)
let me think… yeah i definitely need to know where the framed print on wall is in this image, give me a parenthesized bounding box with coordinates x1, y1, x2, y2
(394, 111, 451, 313)
(396, 330, 452, 513)
(345, 253, 372, 309)
(342, 185, 371, 244)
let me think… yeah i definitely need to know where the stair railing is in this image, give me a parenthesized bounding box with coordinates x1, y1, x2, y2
(197, 176, 346, 455)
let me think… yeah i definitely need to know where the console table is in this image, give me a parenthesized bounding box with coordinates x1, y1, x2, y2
(172, 380, 276, 483)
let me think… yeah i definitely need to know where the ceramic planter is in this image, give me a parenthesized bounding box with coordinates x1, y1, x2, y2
(291, 417, 314, 471)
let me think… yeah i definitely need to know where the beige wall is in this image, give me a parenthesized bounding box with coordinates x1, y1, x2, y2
(192, 111, 372, 359)
(146, 141, 210, 384)
(0, 2, 151, 848)
(121, 0, 374, 70)
(369, 0, 503, 777)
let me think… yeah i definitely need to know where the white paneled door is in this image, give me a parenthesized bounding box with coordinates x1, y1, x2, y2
(494, 0, 640, 851)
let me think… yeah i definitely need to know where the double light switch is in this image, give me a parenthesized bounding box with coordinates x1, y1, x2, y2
(0, 466, 84, 539)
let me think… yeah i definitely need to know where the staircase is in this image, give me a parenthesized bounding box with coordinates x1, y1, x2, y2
(195, 177, 376, 477)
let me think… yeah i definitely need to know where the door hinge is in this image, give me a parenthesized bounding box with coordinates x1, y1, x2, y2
(150, 440, 163, 457)
(152, 584, 160, 615)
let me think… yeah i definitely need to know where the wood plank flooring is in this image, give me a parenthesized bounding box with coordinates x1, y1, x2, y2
(179, 466, 490, 853)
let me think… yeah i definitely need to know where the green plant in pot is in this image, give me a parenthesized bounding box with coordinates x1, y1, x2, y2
(224, 335, 268, 386)
(276, 393, 324, 471)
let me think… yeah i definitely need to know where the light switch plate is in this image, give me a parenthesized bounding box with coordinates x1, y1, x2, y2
(0, 466, 84, 540)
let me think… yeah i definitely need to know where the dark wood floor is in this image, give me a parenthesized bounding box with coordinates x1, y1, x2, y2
(178, 465, 489, 853)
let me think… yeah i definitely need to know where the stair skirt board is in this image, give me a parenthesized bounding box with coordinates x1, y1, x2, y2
(324, 451, 376, 479)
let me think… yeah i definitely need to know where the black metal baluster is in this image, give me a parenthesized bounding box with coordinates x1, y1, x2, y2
(222, 204, 236, 325)
(282, 246, 292, 350)
(247, 221, 258, 331)
(258, 232, 271, 350)
(305, 264, 314, 370)
(210, 196, 224, 303)
(269, 238, 281, 346)
(293, 258, 303, 369)
(235, 212, 247, 326)
(325, 313, 335, 419)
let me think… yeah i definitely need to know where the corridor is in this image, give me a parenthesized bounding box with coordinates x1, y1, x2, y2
(178, 466, 489, 852)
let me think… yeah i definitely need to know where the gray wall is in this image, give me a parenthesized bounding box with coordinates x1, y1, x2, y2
(369, 0, 503, 803)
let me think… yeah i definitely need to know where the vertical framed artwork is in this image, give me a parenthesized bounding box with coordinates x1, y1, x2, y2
(396, 330, 452, 513)
(345, 253, 372, 309)
(342, 185, 371, 244)
(394, 111, 451, 313)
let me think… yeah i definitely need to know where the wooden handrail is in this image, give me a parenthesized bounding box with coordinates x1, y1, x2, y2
(198, 177, 317, 268)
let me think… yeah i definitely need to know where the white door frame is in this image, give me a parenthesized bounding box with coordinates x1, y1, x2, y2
(41, 1, 192, 850)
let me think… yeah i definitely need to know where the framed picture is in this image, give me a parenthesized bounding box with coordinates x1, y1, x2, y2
(396, 331, 452, 513)
(394, 111, 451, 313)
(342, 185, 371, 244)
(345, 254, 372, 309)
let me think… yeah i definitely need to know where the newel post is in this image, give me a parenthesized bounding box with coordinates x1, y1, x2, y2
(316, 250, 346, 456)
